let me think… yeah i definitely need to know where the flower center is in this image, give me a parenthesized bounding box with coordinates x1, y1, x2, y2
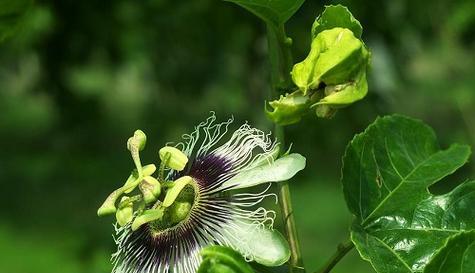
(148, 182, 197, 236)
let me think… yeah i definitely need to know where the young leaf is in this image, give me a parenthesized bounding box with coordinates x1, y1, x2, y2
(423, 231, 475, 273)
(342, 115, 473, 273)
(223, 0, 305, 27)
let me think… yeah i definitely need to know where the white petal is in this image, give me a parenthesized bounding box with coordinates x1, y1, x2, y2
(224, 221, 291, 266)
(221, 153, 306, 190)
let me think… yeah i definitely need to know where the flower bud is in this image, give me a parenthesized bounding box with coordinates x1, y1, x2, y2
(140, 176, 161, 204)
(159, 146, 188, 171)
(116, 196, 134, 227)
(291, 27, 369, 94)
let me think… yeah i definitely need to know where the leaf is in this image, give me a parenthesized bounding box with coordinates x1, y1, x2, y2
(199, 245, 255, 273)
(423, 231, 475, 273)
(342, 115, 473, 273)
(312, 4, 363, 39)
(224, 0, 305, 27)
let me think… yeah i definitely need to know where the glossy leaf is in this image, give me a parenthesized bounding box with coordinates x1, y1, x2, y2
(312, 5, 363, 39)
(423, 231, 475, 273)
(198, 245, 255, 273)
(224, 0, 305, 27)
(342, 115, 473, 273)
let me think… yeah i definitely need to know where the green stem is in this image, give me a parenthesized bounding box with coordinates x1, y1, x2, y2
(316, 240, 354, 273)
(266, 22, 305, 273)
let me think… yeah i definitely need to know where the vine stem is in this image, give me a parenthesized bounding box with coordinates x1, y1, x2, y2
(316, 240, 354, 273)
(266, 23, 305, 273)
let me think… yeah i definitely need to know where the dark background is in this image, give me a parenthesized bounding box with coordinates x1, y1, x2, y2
(1, 0, 474, 272)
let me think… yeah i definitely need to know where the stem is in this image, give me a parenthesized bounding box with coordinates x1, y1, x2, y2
(316, 240, 354, 273)
(266, 23, 305, 273)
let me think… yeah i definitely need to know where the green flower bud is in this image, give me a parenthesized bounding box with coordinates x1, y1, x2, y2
(291, 27, 369, 94)
(159, 146, 189, 171)
(265, 91, 313, 126)
(140, 176, 161, 204)
(116, 196, 134, 227)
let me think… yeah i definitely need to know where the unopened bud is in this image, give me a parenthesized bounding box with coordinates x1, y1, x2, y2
(291, 27, 369, 94)
(159, 146, 188, 171)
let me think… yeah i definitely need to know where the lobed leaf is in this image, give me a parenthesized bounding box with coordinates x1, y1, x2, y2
(342, 115, 473, 273)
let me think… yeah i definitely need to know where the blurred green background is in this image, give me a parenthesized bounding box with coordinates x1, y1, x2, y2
(1, 0, 474, 272)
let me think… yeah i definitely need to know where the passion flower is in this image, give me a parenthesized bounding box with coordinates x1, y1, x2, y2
(98, 114, 306, 273)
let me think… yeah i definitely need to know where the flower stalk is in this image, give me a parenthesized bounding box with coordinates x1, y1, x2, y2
(266, 23, 305, 273)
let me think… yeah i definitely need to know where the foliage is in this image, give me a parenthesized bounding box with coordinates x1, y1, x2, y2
(1, 0, 474, 273)
(342, 115, 474, 272)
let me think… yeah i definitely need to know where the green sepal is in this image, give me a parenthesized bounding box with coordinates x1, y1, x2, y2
(314, 70, 367, 107)
(265, 91, 314, 126)
(291, 28, 369, 94)
(312, 5, 363, 39)
(198, 245, 255, 273)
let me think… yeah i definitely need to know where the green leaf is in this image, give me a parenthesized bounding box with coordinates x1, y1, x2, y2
(342, 115, 473, 273)
(221, 153, 306, 190)
(423, 231, 475, 273)
(312, 5, 363, 39)
(224, 0, 305, 27)
(198, 245, 255, 273)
